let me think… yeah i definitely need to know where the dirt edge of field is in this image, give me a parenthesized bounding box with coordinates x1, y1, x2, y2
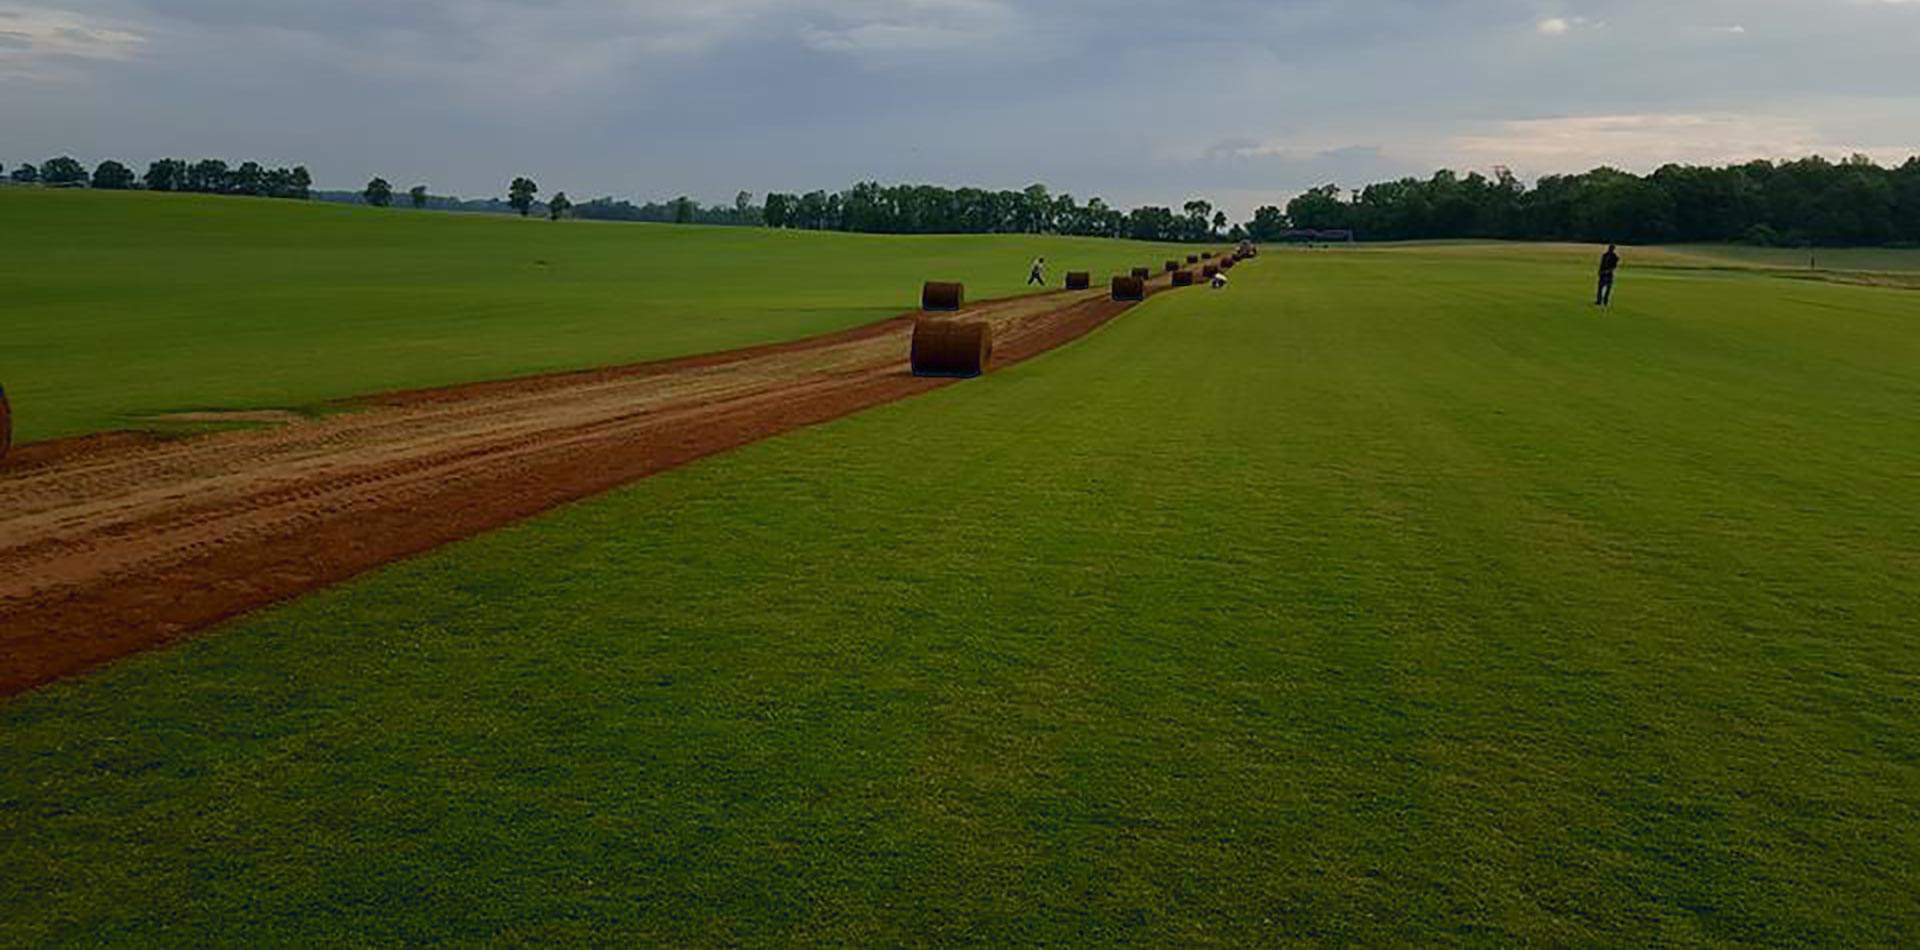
(0, 280, 1189, 698)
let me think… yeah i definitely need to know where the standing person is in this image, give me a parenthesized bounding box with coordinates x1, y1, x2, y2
(1596, 244, 1621, 306)
(1028, 256, 1047, 286)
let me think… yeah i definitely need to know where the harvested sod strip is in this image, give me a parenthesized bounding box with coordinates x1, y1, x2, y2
(2, 246, 1916, 946)
(0, 268, 1207, 695)
(0, 189, 1192, 445)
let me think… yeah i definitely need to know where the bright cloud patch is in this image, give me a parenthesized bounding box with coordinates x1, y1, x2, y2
(796, 0, 1018, 63)
(1447, 113, 1913, 173)
(0, 5, 144, 79)
(1536, 15, 1603, 35)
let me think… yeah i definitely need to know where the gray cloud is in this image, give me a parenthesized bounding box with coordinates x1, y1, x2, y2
(3, 0, 1916, 218)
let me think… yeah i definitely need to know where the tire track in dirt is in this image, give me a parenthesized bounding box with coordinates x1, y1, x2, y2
(0, 267, 1211, 697)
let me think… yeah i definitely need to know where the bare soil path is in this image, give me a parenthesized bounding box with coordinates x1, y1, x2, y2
(0, 269, 1201, 696)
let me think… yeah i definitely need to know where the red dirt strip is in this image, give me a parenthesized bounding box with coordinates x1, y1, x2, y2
(0, 273, 1196, 697)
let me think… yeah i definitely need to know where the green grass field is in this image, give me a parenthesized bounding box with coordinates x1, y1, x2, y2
(0, 189, 1191, 444)
(4, 233, 1917, 945)
(1665, 243, 1920, 273)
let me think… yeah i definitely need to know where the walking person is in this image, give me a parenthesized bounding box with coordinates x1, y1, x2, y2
(1028, 256, 1047, 286)
(1596, 244, 1621, 306)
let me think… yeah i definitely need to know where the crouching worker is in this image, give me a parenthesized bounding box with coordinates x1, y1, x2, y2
(1211, 271, 1229, 290)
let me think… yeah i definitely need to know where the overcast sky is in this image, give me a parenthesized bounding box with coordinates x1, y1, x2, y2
(4, 0, 1916, 217)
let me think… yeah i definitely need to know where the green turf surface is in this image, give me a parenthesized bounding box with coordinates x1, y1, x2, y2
(4, 246, 1918, 946)
(1664, 243, 1920, 273)
(0, 189, 1191, 444)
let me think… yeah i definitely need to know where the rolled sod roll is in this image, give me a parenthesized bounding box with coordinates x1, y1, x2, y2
(1165, 260, 1180, 272)
(1065, 271, 1091, 290)
(1171, 270, 1195, 287)
(921, 281, 965, 311)
(1203, 264, 1220, 279)
(1131, 267, 1152, 281)
(910, 319, 993, 377)
(1187, 254, 1200, 264)
(1112, 275, 1146, 301)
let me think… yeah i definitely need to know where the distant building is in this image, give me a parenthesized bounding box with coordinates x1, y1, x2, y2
(1274, 229, 1355, 244)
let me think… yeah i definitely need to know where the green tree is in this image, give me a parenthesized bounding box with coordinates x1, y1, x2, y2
(1051, 193, 1081, 234)
(735, 190, 755, 223)
(1286, 184, 1350, 230)
(409, 185, 429, 209)
(763, 192, 794, 228)
(143, 159, 185, 191)
(231, 161, 266, 196)
(672, 196, 695, 224)
(186, 159, 230, 193)
(1127, 205, 1179, 241)
(1182, 199, 1214, 241)
(508, 177, 539, 217)
(549, 191, 572, 220)
(1893, 158, 1920, 244)
(364, 177, 394, 208)
(1083, 196, 1112, 237)
(1568, 168, 1674, 243)
(1246, 205, 1289, 241)
(11, 163, 39, 184)
(91, 160, 136, 190)
(1213, 210, 1229, 235)
(41, 155, 88, 186)
(795, 191, 829, 229)
(1022, 183, 1052, 233)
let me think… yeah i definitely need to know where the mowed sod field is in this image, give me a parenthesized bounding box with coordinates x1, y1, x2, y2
(1669, 242, 1920, 273)
(5, 232, 1920, 944)
(0, 188, 1189, 444)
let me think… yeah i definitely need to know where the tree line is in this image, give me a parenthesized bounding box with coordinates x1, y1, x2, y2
(474, 156, 1920, 247)
(16, 151, 1917, 247)
(1262, 155, 1920, 247)
(8, 155, 314, 199)
(757, 182, 1235, 243)
(713, 155, 1920, 247)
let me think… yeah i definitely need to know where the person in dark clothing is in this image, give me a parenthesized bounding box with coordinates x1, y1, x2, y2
(1597, 245, 1621, 306)
(1028, 256, 1047, 286)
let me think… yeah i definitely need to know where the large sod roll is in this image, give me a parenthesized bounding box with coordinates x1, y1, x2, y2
(1201, 252, 1214, 260)
(1164, 260, 1180, 272)
(1221, 257, 1237, 270)
(0, 384, 10, 464)
(1065, 271, 1091, 290)
(1187, 254, 1200, 264)
(1203, 264, 1220, 279)
(922, 281, 965, 312)
(1112, 275, 1146, 301)
(911, 319, 993, 377)
(1172, 270, 1195, 287)
(1131, 267, 1152, 281)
